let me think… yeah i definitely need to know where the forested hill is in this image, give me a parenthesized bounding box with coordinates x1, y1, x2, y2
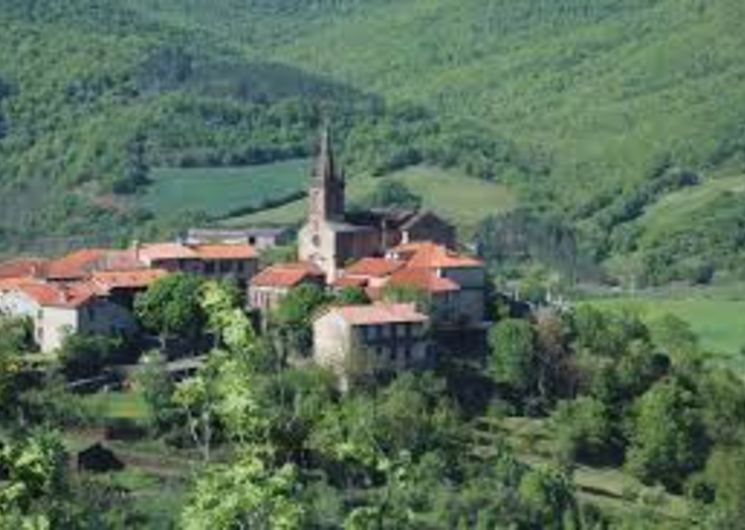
(2, 0, 745, 281)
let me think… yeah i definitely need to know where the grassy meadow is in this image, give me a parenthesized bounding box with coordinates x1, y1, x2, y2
(140, 159, 310, 218)
(635, 173, 745, 246)
(221, 165, 517, 236)
(583, 294, 745, 364)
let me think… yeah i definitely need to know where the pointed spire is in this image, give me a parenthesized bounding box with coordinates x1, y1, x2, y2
(313, 122, 336, 182)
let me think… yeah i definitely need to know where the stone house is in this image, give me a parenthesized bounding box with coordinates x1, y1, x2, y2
(135, 242, 258, 286)
(313, 302, 430, 388)
(248, 262, 325, 313)
(0, 279, 138, 353)
(333, 242, 487, 328)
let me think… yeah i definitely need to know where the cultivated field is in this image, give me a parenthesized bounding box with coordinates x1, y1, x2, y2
(221, 165, 517, 236)
(140, 159, 310, 218)
(584, 294, 745, 366)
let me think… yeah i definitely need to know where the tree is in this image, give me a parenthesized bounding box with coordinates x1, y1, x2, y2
(0, 430, 69, 528)
(551, 397, 615, 465)
(488, 319, 537, 395)
(57, 333, 119, 379)
(173, 374, 218, 462)
(134, 350, 178, 434)
(518, 465, 579, 530)
(181, 450, 304, 530)
(334, 286, 371, 306)
(652, 314, 699, 360)
(272, 284, 329, 360)
(134, 273, 205, 347)
(364, 180, 422, 210)
(625, 379, 709, 492)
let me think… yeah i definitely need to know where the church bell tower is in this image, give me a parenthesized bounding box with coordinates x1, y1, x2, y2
(309, 126, 345, 223)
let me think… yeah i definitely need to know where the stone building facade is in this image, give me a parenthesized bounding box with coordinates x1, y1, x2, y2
(298, 128, 455, 281)
(313, 303, 430, 388)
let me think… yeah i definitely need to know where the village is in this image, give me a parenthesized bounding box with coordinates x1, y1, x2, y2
(0, 130, 489, 386)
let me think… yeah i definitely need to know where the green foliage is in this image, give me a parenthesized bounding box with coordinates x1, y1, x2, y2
(360, 179, 422, 210)
(551, 397, 615, 465)
(134, 272, 205, 341)
(57, 333, 120, 379)
(181, 450, 304, 530)
(134, 350, 177, 433)
(625, 379, 710, 492)
(333, 286, 371, 306)
(488, 319, 536, 394)
(272, 283, 330, 358)
(0, 430, 69, 528)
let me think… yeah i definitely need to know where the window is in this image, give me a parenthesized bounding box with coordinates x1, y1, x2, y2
(389, 348, 397, 362)
(205, 262, 215, 274)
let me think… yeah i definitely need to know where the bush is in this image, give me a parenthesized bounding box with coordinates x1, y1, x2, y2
(551, 397, 616, 465)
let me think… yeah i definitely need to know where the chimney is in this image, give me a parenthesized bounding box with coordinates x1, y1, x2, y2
(131, 240, 141, 263)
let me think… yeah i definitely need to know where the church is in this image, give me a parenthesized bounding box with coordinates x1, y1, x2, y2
(298, 128, 455, 280)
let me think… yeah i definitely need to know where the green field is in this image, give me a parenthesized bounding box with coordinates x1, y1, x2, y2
(82, 391, 151, 420)
(140, 159, 310, 218)
(221, 165, 516, 236)
(636, 174, 745, 245)
(584, 295, 745, 360)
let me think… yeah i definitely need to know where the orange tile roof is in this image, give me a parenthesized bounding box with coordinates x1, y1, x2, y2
(0, 258, 47, 279)
(8, 280, 98, 308)
(251, 262, 324, 288)
(387, 267, 460, 293)
(92, 269, 168, 291)
(45, 249, 109, 279)
(329, 303, 428, 326)
(333, 276, 369, 288)
(345, 257, 405, 278)
(389, 241, 483, 269)
(138, 242, 257, 262)
(192, 244, 257, 260)
(138, 243, 197, 262)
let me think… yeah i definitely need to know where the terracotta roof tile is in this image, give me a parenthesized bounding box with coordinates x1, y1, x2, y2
(0, 258, 47, 280)
(6, 280, 98, 308)
(92, 269, 168, 291)
(328, 303, 428, 326)
(387, 267, 460, 293)
(138, 242, 257, 262)
(137, 243, 197, 262)
(345, 257, 406, 278)
(333, 276, 369, 288)
(192, 244, 257, 260)
(389, 241, 482, 269)
(251, 262, 324, 288)
(45, 249, 141, 280)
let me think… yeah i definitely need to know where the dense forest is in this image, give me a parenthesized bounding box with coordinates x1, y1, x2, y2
(1, 0, 745, 275)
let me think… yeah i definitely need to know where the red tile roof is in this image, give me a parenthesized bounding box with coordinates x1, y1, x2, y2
(345, 257, 405, 278)
(7, 280, 98, 308)
(192, 244, 257, 260)
(251, 262, 324, 288)
(389, 241, 483, 269)
(138, 242, 257, 262)
(45, 249, 109, 279)
(137, 243, 197, 262)
(387, 267, 460, 294)
(333, 276, 369, 288)
(329, 303, 428, 326)
(92, 269, 168, 291)
(0, 258, 47, 280)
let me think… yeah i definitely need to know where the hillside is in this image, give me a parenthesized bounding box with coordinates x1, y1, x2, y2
(2, 0, 745, 281)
